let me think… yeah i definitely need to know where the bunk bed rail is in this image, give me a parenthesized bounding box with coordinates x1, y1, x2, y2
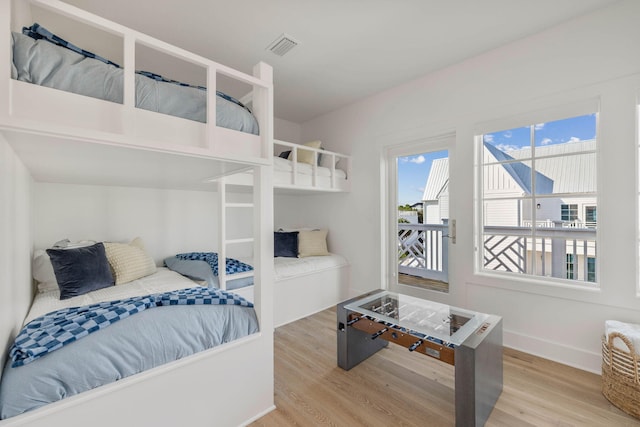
(275, 139, 352, 191)
(1, 0, 273, 166)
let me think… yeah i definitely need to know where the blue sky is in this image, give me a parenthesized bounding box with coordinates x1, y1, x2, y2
(483, 113, 597, 152)
(397, 150, 448, 206)
(396, 114, 596, 206)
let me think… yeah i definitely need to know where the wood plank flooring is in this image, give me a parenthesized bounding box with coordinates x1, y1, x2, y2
(398, 273, 449, 293)
(251, 307, 640, 427)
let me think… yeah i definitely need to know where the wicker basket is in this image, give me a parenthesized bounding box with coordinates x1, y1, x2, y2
(602, 331, 640, 419)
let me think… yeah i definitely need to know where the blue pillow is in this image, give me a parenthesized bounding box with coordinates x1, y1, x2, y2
(46, 242, 114, 300)
(274, 231, 299, 257)
(164, 256, 216, 288)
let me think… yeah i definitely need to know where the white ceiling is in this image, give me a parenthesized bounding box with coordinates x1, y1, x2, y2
(61, 0, 619, 123)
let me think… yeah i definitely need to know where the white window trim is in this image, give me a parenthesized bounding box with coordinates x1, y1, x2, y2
(474, 104, 600, 291)
(383, 133, 454, 297)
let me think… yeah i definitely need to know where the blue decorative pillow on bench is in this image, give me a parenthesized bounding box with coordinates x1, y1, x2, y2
(274, 231, 299, 258)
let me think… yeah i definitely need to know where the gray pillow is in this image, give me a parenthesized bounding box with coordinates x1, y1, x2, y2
(164, 256, 216, 288)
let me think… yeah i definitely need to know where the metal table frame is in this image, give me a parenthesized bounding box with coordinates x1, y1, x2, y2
(337, 290, 503, 427)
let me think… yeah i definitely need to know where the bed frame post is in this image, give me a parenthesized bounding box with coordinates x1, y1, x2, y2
(253, 62, 273, 161)
(0, 0, 11, 120)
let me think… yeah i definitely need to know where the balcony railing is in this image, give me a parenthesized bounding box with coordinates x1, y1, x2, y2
(483, 225, 596, 283)
(398, 223, 448, 282)
(398, 222, 597, 285)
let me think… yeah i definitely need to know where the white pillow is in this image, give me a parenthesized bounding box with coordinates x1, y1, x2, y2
(104, 237, 157, 285)
(298, 229, 329, 257)
(32, 250, 58, 292)
(289, 140, 322, 165)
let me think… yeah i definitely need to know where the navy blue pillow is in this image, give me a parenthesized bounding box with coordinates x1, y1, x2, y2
(274, 231, 299, 257)
(47, 242, 114, 300)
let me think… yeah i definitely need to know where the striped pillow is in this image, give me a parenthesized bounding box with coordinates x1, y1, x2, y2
(104, 237, 156, 285)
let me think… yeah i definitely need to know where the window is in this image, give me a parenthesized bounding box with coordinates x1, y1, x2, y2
(587, 257, 596, 282)
(478, 113, 597, 286)
(585, 206, 597, 228)
(561, 204, 578, 222)
(566, 254, 575, 280)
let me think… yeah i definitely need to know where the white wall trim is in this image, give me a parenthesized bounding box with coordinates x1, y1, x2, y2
(504, 329, 602, 374)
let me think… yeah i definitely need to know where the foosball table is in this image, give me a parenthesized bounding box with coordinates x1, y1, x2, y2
(337, 290, 503, 427)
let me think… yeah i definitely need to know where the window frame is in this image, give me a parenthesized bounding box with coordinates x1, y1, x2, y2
(475, 108, 599, 289)
(561, 204, 579, 222)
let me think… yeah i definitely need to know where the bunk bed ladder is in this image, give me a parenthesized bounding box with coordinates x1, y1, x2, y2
(218, 177, 255, 291)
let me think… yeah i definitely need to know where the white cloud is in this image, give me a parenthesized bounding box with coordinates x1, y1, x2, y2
(569, 136, 581, 143)
(534, 123, 545, 130)
(483, 134, 494, 143)
(540, 138, 552, 145)
(409, 155, 426, 164)
(503, 131, 513, 138)
(495, 143, 519, 152)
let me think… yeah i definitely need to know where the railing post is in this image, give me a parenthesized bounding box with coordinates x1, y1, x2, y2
(442, 221, 449, 278)
(551, 220, 566, 279)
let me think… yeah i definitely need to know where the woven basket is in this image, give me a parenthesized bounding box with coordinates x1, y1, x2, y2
(602, 332, 640, 419)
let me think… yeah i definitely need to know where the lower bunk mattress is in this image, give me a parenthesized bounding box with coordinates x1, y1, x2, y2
(0, 268, 258, 420)
(274, 253, 349, 280)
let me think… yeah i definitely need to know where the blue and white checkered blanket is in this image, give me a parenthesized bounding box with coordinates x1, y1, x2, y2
(10, 287, 252, 367)
(175, 252, 253, 276)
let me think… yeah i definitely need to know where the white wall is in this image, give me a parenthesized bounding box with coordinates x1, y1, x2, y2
(0, 136, 32, 376)
(274, 117, 301, 144)
(33, 183, 254, 263)
(295, 0, 640, 372)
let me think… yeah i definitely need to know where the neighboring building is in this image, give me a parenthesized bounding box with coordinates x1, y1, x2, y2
(422, 140, 597, 281)
(423, 140, 596, 227)
(421, 158, 449, 225)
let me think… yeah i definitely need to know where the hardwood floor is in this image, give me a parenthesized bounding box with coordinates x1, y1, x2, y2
(398, 273, 449, 293)
(251, 307, 640, 427)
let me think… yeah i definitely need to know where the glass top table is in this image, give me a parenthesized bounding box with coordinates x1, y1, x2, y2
(344, 290, 489, 346)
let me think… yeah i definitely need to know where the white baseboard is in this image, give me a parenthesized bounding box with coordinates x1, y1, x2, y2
(504, 328, 602, 374)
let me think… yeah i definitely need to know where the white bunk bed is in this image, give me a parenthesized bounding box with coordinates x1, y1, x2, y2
(217, 140, 352, 327)
(225, 139, 352, 193)
(214, 138, 352, 327)
(0, 0, 275, 426)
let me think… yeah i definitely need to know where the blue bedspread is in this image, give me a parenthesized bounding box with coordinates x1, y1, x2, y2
(10, 287, 252, 367)
(11, 30, 259, 134)
(0, 289, 258, 419)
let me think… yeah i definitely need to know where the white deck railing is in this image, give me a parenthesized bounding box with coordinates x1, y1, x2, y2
(399, 222, 597, 285)
(398, 223, 448, 283)
(483, 225, 597, 283)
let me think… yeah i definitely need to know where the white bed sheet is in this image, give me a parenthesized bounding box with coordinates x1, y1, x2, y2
(274, 253, 348, 281)
(25, 267, 198, 325)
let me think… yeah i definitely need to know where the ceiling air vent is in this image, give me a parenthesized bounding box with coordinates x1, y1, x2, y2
(266, 33, 299, 57)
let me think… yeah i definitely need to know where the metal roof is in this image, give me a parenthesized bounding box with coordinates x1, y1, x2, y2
(422, 139, 596, 201)
(422, 158, 449, 201)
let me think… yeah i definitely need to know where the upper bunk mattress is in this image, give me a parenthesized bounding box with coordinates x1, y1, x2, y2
(11, 30, 259, 134)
